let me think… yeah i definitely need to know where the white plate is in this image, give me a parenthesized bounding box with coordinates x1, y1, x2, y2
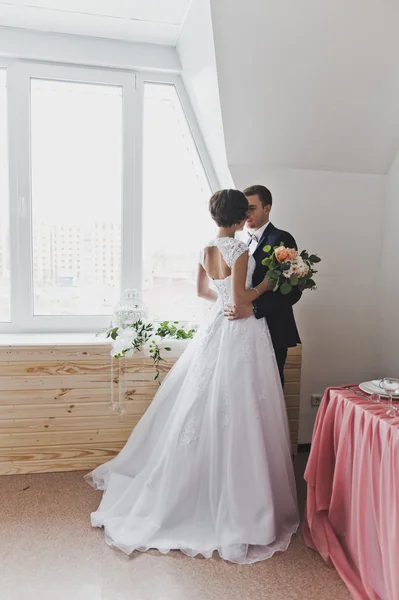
(359, 380, 399, 397)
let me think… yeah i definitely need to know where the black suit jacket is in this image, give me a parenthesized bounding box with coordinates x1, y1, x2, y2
(252, 223, 301, 350)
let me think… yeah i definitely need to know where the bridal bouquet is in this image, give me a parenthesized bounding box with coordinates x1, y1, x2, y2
(105, 320, 195, 380)
(262, 244, 320, 295)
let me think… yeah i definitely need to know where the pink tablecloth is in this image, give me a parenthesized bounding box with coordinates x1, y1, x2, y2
(303, 387, 399, 600)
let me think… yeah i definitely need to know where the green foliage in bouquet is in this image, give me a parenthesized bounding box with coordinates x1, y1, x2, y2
(261, 242, 321, 296)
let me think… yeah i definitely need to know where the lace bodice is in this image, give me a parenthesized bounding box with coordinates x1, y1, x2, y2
(201, 237, 255, 307)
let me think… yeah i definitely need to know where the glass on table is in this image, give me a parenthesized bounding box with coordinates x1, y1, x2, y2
(381, 378, 399, 417)
(369, 393, 381, 403)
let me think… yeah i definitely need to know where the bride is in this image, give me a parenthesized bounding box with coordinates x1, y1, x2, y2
(86, 189, 299, 564)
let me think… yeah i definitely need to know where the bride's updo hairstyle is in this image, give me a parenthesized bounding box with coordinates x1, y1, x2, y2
(209, 189, 249, 227)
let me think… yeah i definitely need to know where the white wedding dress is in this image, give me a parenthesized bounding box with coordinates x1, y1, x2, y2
(86, 237, 299, 564)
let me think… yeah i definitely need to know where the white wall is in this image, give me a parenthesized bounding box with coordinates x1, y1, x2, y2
(379, 151, 399, 376)
(177, 0, 232, 188)
(210, 0, 396, 442)
(232, 164, 385, 442)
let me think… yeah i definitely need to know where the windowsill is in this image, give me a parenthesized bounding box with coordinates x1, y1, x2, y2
(0, 332, 109, 346)
(0, 333, 191, 356)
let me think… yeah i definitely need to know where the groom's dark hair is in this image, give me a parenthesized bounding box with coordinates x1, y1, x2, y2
(243, 185, 273, 207)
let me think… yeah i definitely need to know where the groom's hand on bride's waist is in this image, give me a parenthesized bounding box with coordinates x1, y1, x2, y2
(224, 304, 253, 320)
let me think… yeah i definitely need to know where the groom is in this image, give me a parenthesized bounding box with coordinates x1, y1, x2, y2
(225, 184, 301, 385)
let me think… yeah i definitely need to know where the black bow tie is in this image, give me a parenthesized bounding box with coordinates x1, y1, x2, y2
(247, 233, 259, 246)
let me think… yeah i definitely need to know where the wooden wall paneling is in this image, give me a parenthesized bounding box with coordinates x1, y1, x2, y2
(0, 342, 302, 474)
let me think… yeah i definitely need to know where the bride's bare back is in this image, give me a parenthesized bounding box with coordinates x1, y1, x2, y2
(197, 237, 271, 307)
(203, 246, 232, 281)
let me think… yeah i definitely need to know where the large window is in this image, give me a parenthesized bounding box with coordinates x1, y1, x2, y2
(0, 64, 217, 332)
(0, 69, 10, 323)
(143, 83, 215, 321)
(31, 79, 122, 316)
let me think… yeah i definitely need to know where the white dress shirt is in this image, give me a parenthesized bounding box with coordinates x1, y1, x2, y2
(243, 221, 271, 255)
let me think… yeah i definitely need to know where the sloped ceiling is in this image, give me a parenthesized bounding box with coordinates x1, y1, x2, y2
(211, 0, 399, 174)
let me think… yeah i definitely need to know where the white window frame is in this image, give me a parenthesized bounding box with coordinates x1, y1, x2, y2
(0, 58, 14, 333)
(0, 60, 219, 333)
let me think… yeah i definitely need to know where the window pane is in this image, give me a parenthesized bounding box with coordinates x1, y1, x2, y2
(0, 69, 10, 322)
(143, 83, 215, 322)
(31, 79, 122, 316)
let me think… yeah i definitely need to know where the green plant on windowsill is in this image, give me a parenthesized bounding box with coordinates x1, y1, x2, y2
(103, 320, 196, 381)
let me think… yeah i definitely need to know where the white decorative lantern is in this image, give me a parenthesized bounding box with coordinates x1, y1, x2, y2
(113, 288, 148, 328)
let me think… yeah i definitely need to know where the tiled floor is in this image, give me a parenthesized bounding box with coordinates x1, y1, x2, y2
(0, 456, 350, 600)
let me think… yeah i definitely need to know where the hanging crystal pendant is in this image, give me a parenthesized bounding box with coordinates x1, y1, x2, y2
(110, 288, 149, 416)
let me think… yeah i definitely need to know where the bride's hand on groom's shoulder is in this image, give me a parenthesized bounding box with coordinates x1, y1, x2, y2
(224, 304, 253, 321)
